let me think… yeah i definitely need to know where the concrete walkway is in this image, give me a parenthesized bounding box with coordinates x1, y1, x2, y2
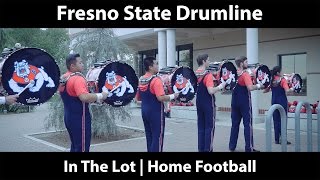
(0, 103, 318, 152)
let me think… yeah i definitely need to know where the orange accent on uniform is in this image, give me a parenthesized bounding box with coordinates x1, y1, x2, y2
(12, 65, 40, 84)
(104, 75, 124, 90)
(59, 71, 89, 97)
(136, 72, 165, 100)
(196, 69, 214, 88)
(274, 75, 289, 90)
(237, 70, 253, 87)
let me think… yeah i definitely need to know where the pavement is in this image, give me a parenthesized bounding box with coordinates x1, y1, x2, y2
(0, 103, 318, 152)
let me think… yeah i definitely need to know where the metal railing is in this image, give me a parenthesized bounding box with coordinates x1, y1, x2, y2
(318, 105, 320, 152)
(266, 101, 320, 152)
(265, 104, 287, 152)
(295, 101, 313, 152)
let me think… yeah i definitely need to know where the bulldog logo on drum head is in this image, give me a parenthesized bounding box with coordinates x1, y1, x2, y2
(102, 71, 134, 98)
(173, 74, 195, 95)
(170, 67, 197, 103)
(219, 62, 237, 91)
(256, 69, 269, 85)
(9, 60, 55, 93)
(291, 74, 302, 93)
(1, 48, 60, 105)
(255, 65, 271, 88)
(97, 61, 138, 107)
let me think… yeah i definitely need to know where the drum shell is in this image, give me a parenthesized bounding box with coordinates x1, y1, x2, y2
(86, 66, 105, 93)
(158, 66, 178, 95)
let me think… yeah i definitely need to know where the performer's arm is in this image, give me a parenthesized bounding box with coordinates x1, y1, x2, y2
(72, 77, 108, 103)
(206, 74, 225, 94)
(152, 78, 179, 102)
(244, 73, 264, 91)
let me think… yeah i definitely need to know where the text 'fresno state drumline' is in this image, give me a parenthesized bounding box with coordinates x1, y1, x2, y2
(57, 5, 263, 21)
(64, 159, 256, 175)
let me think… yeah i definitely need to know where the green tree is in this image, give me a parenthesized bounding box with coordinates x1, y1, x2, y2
(46, 28, 134, 137)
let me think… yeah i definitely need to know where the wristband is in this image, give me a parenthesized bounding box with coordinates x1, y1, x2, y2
(217, 84, 224, 90)
(0, 97, 5, 104)
(169, 94, 175, 101)
(96, 93, 103, 103)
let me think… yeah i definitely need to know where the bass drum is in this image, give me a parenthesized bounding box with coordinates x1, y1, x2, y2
(283, 73, 303, 93)
(170, 66, 197, 103)
(96, 61, 138, 107)
(219, 61, 238, 92)
(0, 48, 60, 105)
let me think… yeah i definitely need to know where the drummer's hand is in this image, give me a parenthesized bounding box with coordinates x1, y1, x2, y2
(5, 94, 19, 105)
(174, 93, 180, 99)
(219, 81, 227, 89)
(101, 92, 108, 100)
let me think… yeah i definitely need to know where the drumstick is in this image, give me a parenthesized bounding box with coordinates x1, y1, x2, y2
(110, 84, 122, 93)
(18, 80, 35, 96)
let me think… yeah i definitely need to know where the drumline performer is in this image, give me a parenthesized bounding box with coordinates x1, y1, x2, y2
(135, 57, 179, 152)
(59, 54, 108, 152)
(229, 56, 264, 152)
(195, 54, 226, 152)
(263, 66, 294, 145)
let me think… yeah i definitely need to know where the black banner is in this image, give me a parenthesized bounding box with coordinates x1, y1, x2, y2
(0, 152, 319, 179)
(0, 0, 319, 27)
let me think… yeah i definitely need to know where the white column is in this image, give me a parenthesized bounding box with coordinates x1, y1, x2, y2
(158, 31, 167, 70)
(246, 28, 260, 122)
(166, 29, 176, 67)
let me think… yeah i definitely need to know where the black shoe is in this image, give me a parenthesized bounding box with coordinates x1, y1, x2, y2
(275, 141, 291, 145)
(246, 149, 260, 152)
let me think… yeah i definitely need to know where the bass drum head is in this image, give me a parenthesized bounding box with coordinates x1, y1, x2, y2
(292, 74, 303, 93)
(255, 65, 271, 88)
(97, 61, 138, 107)
(1, 48, 60, 105)
(170, 67, 197, 103)
(219, 62, 237, 91)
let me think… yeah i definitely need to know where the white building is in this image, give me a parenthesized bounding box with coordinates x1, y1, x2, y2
(70, 28, 320, 120)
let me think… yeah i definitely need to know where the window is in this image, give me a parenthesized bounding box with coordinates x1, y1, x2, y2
(138, 44, 193, 76)
(279, 53, 307, 96)
(177, 44, 193, 69)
